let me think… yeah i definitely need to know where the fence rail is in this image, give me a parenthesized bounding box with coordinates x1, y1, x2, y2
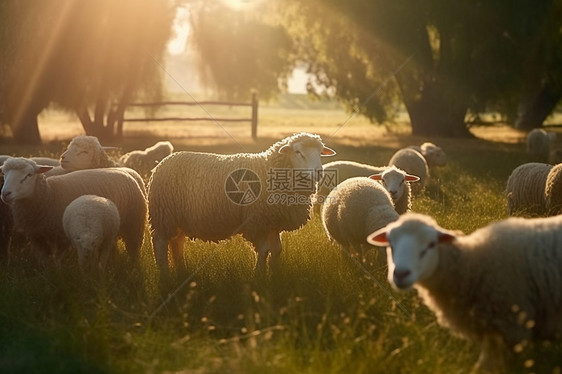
(118, 92, 259, 139)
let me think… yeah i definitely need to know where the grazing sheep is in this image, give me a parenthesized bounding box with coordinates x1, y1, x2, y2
(408, 142, 447, 168)
(314, 161, 418, 215)
(0, 157, 146, 262)
(526, 128, 553, 162)
(59, 135, 146, 194)
(119, 141, 174, 178)
(368, 213, 562, 373)
(321, 176, 399, 260)
(148, 132, 336, 274)
(389, 148, 429, 195)
(505, 162, 552, 216)
(63, 195, 120, 272)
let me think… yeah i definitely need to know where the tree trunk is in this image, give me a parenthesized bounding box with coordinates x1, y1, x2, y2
(515, 85, 562, 130)
(11, 110, 42, 145)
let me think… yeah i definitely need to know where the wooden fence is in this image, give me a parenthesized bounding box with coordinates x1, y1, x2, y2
(118, 92, 259, 139)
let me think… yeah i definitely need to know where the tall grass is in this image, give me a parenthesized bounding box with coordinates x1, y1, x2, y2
(1, 133, 561, 373)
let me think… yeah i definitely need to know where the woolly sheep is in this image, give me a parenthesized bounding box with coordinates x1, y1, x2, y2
(59, 135, 146, 194)
(408, 142, 447, 168)
(0, 157, 147, 262)
(544, 163, 562, 216)
(148, 132, 336, 274)
(63, 195, 120, 272)
(321, 176, 399, 260)
(526, 128, 553, 162)
(388, 148, 429, 195)
(119, 141, 174, 178)
(314, 161, 418, 215)
(368, 213, 562, 372)
(505, 162, 552, 216)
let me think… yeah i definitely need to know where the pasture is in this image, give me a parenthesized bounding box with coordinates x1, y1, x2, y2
(1, 97, 561, 373)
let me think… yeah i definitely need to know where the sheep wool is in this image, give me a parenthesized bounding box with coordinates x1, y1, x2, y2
(526, 128, 552, 162)
(321, 176, 399, 258)
(1, 158, 146, 261)
(368, 213, 562, 372)
(544, 163, 562, 216)
(63, 195, 120, 272)
(389, 148, 429, 195)
(148, 132, 335, 274)
(505, 162, 552, 216)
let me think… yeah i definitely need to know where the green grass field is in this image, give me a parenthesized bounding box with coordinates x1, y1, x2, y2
(1, 99, 561, 373)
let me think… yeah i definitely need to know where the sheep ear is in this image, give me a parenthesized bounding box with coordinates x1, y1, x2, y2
(369, 174, 383, 181)
(36, 166, 54, 174)
(278, 144, 292, 154)
(321, 146, 336, 156)
(366, 228, 389, 246)
(438, 231, 456, 243)
(405, 174, 420, 182)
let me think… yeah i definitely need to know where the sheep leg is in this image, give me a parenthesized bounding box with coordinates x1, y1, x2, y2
(152, 234, 170, 272)
(123, 232, 142, 263)
(473, 333, 509, 373)
(268, 231, 282, 272)
(253, 235, 270, 275)
(169, 234, 186, 273)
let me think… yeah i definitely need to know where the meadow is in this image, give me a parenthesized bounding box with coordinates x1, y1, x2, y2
(1, 96, 561, 373)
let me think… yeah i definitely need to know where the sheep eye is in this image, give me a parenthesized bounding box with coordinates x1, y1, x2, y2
(420, 242, 436, 258)
(295, 150, 303, 157)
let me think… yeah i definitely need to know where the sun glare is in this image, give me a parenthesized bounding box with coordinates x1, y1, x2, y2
(167, 7, 190, 56)
(220, 0, 265, 11)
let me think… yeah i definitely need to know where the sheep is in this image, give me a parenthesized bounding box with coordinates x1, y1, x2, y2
(367, 213, 562, 373)
(0, 157, 147, 262)
(147, 132, 336, 274)
(58, 135, 146, 194)
(408, 142, 447, 168)
(321, 176, 399, 261)
(505, 162, 552, 217)
(526, 128, 553, 162)
(1, 155, 60, 167)
(544, 163, 562, 216)
(314, 161, 418, 215)
(63, 195, 120, 272)
(119, 141, 174, 178)
(388, 148, 429, 195)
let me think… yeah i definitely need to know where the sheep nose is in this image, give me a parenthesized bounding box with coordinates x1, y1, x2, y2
(394, 269, 411, 283)
(1, 190, 11, 203)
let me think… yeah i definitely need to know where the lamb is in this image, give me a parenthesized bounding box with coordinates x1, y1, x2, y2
(526, 128, 553, 162)
(367, 213, 562, 373)
(59, 135, 146, 194)
(505, 162, 552, 216)
(119, 141, 174, 178)
(408, 142, 447, 168)
(147, 132, 336, 274)
(321, 176, 399, 260)
(63, 195, 120, 272)
(0, 157, 147, 262)
(388, 148, 429, 195)
(314, 161, 418, 215)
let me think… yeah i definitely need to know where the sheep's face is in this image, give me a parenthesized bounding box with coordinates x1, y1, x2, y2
(370, 167, 419, 202)
(421, 144, 447, 167)
(60, 142, 97, 171)
(367, 215, 455, 290)
(74, 233, 101, 268)
(279, 142, 335, 180)
(0, 158, 52, 204)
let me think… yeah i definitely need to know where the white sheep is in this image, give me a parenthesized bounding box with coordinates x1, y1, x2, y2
(544, 163, 562, 216)
(314, 161, 418, 215)
(147, 132, 336, 274)
(368, 213, 562, 373)
(408, 142, 447, 168)
(0, 157, 147, 262)
(505, 162, 552, 216)
(389, 148, 429, 195)
(526, 128, 553, 162)
(119, 141, 174, 178)
(63, 195, 120, 272)
(59, 135, 146, 194)
(321, 176, 399, 260)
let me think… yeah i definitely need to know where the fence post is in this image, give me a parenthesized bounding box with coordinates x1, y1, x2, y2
(251, 92, 258, 140)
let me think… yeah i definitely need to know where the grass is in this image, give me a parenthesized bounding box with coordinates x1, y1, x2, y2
(1, 100, 562, 373)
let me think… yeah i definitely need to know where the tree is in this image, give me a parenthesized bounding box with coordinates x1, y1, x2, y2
(0, 0, 175, 144)
(189, 1, 295, 101)
(283, 0, 560, 137)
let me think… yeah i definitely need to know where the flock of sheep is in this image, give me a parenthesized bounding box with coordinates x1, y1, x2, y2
(1, 128, 562, 372)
